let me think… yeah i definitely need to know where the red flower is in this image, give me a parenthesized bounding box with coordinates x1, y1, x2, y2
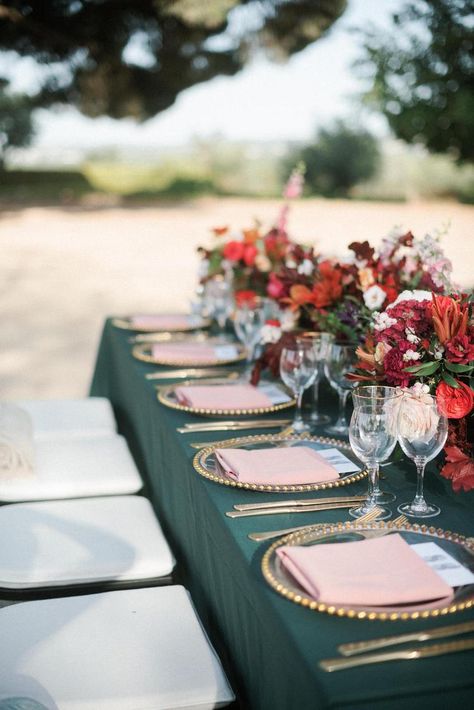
(235, 290, 258, 306)
(440, 446, 474, 493)
(267, 273, 286, 300)
(445, 334, 474, 364)
(223, 240, 244, 262)
(243, 244, 258, 267)
(436, 380, 474, 419)
(311, 260, 343, 308)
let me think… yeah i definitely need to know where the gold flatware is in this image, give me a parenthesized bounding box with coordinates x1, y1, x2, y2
(338, 620, 474, 657)
(226, 501, 361, 519)
(248, 507, 382, 542)
(146, 369, 240, 380)
(234, 495, 365, 512)
(177, 419, 291, 434)
(319, 638, 474, 672)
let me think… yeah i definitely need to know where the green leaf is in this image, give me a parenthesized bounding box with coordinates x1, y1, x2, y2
(444, 361, 474, 374)
(442, 372, 460, 388)
(404, 361, 440, 375)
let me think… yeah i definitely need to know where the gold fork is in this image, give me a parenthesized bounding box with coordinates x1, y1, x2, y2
(248, 506, 386, 542)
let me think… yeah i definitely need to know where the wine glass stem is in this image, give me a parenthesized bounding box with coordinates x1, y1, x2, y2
(366, 463, 379, 507)
(293, 389, 305, 429)
(334, 388, 349, 427)
(414, 458, 427, 506)
(310, 372, 321, 421)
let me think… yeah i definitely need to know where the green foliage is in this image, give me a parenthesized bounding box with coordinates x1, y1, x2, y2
(0, 80, 34, 167)
(296, 122, 380, 196)
(0, 0, 346, 121)
(359, 0, 474, 162)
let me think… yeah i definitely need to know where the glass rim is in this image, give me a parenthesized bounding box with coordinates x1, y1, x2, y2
(352, 386, 402, 401)
(300, 331, 335, 340)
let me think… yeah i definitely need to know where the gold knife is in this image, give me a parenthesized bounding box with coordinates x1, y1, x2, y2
(233, 495, 366, 511)
(147, 369, 240, 380)
(319, 638, 474, 672)
(177, 419, 291, 434)
(226, 501, 359, 518)
(338, 620, 474, 657)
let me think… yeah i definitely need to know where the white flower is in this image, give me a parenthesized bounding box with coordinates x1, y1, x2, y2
(396, 392, 440, 443)
(402, 349, 421, 362)
(434, 345, 444, 360)
(374, 311, 398, 332)
(363, 285, 387, 311)
(280, 309, 298, 332)
(285, 258, 297, 269)
(254, 254, 271, 273)
(260, 324, 282, 344)
(411, 382, 430, 396)
(197, 259, 210, 279)
(297, 259, 314, 276)
(388, 289, 433, 307)
(405, 328, 420, 345)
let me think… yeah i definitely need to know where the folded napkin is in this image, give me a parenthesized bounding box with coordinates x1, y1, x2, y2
(276, 533, 453, 607)
(0, 404, 34, 479)
(152, 342, 225, 363)
(175, 384, 272, 410)
(215, 446, 339, 485)
(131, 314, 193, 330)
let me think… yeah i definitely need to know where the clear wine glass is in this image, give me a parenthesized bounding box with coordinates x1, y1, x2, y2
(325, 343, 358, 436)
(301, 332, 335, 426)
(204, 277, 234, 330)
(280, 339, 318, 433)
(234, 302, 266, 377)
(348, 403, 398, 520)
(352, 386, 400, 504)
(397, 393, 448, 518)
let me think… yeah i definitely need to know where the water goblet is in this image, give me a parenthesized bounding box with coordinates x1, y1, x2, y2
(301, 332, 335, 427)
(280, 339, 318, 433)
(352, 385, 400, 504)
(325, 343, 358, 436)
(234, 301, 266, 377)
(348, 403, 398, 520)
(397, 393, 448, 518)
(203, 277, 234, 330)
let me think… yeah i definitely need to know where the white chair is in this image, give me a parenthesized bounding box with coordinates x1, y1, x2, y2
(0, 586, 235, 709)
(16, 398, 117, 439)
(0, 434, 142, 502)
(0, 496, 174, 592)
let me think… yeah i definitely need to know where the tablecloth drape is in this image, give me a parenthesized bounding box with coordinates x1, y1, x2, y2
(90, 320, 474, 709)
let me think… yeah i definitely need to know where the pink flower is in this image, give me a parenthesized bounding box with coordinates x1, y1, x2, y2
(267, 273, 286, 300)
(283, 167, 305, 199)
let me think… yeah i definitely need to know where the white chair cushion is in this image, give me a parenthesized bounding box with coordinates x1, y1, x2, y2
(16, 398, 117, 439)
(0, 586, 234, 709)
(0, 435, 142, 502)
(0, 496, 174, 589)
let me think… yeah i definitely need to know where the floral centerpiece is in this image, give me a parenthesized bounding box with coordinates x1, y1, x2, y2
(197, 165, 305, 305)
(251, 229, 455, 382)
(354, 290, 474, 491)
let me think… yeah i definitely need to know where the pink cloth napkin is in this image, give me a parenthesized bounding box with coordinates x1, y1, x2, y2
(175, 384, 272, 410)
(152, 342, 221, 363)
(276, 533, 453, 607)
(215, 446, 339, 485)
(131, 314, 192, 330)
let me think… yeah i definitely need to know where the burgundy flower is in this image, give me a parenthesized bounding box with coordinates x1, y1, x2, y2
(445, 334, 474, 364)
(440, 446, 474, 493)
(383, 347, 411, 387)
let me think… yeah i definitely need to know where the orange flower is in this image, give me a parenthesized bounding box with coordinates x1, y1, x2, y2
(286, 284, 314, 310)
(431, 294, 468, 344)
(436, 380, 474, 419)
(311, 260, 343, 308)
(212, 226, 229, 236)
(243, 228, 260, 245)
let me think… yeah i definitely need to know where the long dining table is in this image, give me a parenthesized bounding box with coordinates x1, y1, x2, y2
(90, 319, 474, 709)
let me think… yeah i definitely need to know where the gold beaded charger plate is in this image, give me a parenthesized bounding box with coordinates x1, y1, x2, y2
(133, 340, 247, 367)
(158, 378, 296, 417)
(262, 521, 474, 621)
(192, 432, 366, 492)
(112, 315, 211, 332)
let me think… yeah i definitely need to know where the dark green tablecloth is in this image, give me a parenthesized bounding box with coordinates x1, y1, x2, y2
(90, 320, 474, 709)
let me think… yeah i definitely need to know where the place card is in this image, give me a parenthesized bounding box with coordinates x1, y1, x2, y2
(293, 445, 361, 473)
(411, 542, 474, 587)
(258, 384, 293, 405)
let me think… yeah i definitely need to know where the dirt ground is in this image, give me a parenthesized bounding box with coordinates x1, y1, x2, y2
(1, 197, 473, 399)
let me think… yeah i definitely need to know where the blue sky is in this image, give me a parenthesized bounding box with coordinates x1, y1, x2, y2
(5, 0, 401, 150)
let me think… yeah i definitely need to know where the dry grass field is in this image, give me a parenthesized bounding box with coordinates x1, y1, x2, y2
(1, 197, 473, 399)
